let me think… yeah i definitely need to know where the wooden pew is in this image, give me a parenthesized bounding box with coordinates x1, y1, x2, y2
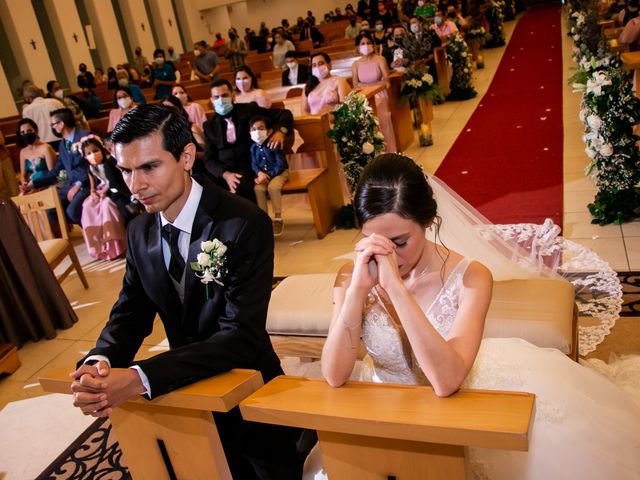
(88, 117, 110, 137)
(39, 367, 264, 480)
(241, 376, 535, 479)
(316, 20, 350, 42)
(0, 343, 20, 374)
(388, 72, 415, 151)
(621, 50, 640, 98)
(435, 47, 451, 97)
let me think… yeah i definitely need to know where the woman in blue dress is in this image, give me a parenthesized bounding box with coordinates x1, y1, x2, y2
(17, 119, 56, 190)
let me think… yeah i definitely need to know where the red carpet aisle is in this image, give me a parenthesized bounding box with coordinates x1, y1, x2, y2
(436, 4, 564, 227)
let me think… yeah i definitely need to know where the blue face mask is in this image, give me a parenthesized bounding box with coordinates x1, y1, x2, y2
(213, 97, 233, 116)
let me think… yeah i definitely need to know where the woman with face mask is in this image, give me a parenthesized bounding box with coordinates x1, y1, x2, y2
(351, 33, 397, 152)
(107, 87, 138, 133)
(234, 66, 272, 108)
(17, 118, 56, 191)
(302, 52, 351, 115)
(172, 84, 208, 128)
(373, 20, 387, 45)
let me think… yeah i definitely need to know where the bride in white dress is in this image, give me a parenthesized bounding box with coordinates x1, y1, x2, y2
(304, 154, 640, 480)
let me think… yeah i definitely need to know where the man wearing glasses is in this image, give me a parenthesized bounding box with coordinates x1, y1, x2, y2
(27, 108, 90, 226)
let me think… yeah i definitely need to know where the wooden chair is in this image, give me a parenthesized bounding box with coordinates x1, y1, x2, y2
(40, 368, 264, 479)
(241, 376, 535, 480)
(11, 187, 89, 289)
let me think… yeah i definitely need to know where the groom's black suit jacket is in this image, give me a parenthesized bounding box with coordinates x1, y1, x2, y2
(82, 175, 281, 397)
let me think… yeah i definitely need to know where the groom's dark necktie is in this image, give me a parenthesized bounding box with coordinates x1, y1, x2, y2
(161, 224, 185, 282)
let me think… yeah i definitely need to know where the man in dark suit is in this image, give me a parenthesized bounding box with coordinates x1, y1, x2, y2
(203, 79, 293, 203)
(69, 105, 301, 479)
(29, 107, 90, 225)
(299, 22, 325, 48)
(281, 51, 311, 86)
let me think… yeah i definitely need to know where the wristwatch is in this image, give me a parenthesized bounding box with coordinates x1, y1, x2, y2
(279, 126, 289, 135)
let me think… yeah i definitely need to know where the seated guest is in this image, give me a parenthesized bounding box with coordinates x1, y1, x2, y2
(333, 7, 346, 20)
(213, 32, 226, 48)
(172, 84, 207, 128)
(272, 30, 295, 69)
(0, 131, 18, 200)
(115, 70, 146, 104)
(17, 119, 55, 190)
(432, 10, 458, 44)
(415, 0, 437, 19)
(235, 66, 271, 108)
(302, 52, 351, 115)
(94, 67, 107, 85)
(249, 115, 289, 236)
(46, 80, 90, 130)
(373, 19, 387, 46)
(108, 86, 139, 133)
(192, 40, 221, 83)
(352, 33, 397, 152)
(377, 2, 394, 27)
(345, 17, 361, 39)
(383, 29, 406, 70)
(162, 95, 205, 151)
(22, 84, 64, 145)
(133, 47, 148, 77)
(150, 49, 176, 100)
(203, 79, 293, 202)
(619, 13, 640, 50)
(618, 0, 639, 25)
(167, 46, 180, 62)
(282, 51, 311, 86)
(77, 63, 95, 90)
(28, 108, 90, 225)
(80, 136, 131, 260)
(106, 67, 118, 90)
(299, 22, 325, 49)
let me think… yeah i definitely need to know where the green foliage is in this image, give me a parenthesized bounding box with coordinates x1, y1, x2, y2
(485, 0, 506, 48)
(446, 34, 477, 100)
(400, 67, 444, 105)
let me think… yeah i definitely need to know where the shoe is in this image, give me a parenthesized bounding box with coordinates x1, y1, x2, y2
(273, 218, 284, 237)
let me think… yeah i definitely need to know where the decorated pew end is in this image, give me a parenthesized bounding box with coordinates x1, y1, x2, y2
(240, 375, 535, 480)
(39, 368, 264, 480)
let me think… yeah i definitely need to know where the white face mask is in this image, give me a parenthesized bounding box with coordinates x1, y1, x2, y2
(286, 61, 297, 69)
(235, 77, 251, 93)
(361, 24, 369, 31)
(418, 0, 425, 6)
(410, 23, 420, 33)
(375, 24, 384, 32)
(117, 97, 133, 109)
(359, 44, 374, 56)
(250, 129, 268, 145)
(53, 89, 64, 100)
(312, 64, 330, 79)
(194, 49, 201, 56)
(117, 78, 128, 87)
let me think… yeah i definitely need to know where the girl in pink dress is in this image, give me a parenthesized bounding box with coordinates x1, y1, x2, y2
(172, 84, 208, 128)
(234, 66, 272, 108)
(352, 33, 398, 153)
(302, 52, 351, 115)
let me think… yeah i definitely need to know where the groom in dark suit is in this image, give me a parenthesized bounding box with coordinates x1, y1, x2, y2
(69, 104, 300, 479)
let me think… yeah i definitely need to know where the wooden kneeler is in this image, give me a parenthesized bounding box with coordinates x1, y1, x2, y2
(39, 368, 264, 480)
(241, 376, 535, 480)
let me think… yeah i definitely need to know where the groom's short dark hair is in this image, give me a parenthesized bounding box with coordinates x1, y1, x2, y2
(110, 104, 192, 162)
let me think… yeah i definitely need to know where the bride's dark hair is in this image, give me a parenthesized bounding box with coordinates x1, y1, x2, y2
(354, 153, 437, 227)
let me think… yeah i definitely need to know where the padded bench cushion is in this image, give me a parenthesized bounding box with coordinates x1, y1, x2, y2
(266, 274, 575, 354)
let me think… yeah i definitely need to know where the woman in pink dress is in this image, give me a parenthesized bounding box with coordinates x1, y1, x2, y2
(302, 52, 351, 115)
(352, 33, 398, 152)
(107, 87, 137, 133)
(234, 66, 272, 108)
(172, 84, 208, 128)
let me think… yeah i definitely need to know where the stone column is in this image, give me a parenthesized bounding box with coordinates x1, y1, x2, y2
(148, 0, 183, 53)
(173, 0, 210, 48)
(43, 0, 94, 91)
(0, 62, 18, 117)
(84, 0, 128, 70)
(0, 0, 55, 91)
(117, 0, 156, 60)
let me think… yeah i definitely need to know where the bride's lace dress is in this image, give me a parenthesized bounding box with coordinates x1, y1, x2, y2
(303, 258, 640, 480)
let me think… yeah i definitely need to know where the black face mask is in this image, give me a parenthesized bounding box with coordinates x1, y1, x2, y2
(51, 129, 63, 139)
(80, 66, 87, 72)
(20, 132, 37, 145)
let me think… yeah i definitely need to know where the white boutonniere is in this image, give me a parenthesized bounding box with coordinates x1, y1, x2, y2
(190, 239, 228, 299)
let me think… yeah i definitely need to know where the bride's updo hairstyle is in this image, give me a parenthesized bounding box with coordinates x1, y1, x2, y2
(354, 153, 437, 229)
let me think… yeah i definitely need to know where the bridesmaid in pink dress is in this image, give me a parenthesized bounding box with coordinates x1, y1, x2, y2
(172, 84, 208, 128)
(352, 33, 397, 153)
(302, 52, 351, 115)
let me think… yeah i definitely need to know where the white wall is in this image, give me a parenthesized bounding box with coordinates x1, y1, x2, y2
(218, 0, 346, 33)
(43, 0, 94, 90)
(148, 0, 184, 52)
(201, 5, 232, 38)
(0, 62, 18, 117)
(174, 0, 211, 47)
(118, 0, 156, 59)
(85, 0, 128, 70)
(0, 0, 55, 90)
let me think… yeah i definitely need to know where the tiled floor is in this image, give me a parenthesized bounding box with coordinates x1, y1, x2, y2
(0, 9, 636, 417)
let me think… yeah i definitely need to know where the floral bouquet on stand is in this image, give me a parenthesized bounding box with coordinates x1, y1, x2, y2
(446, 34, 477, 100)
(400, 67, 443, 146)
(485, 0, 506, 48)
(572, 55, 640, 224)
(327, 91, 386, 228)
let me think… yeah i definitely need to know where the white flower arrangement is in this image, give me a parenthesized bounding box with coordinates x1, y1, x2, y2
(190, 238, 228, 297)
